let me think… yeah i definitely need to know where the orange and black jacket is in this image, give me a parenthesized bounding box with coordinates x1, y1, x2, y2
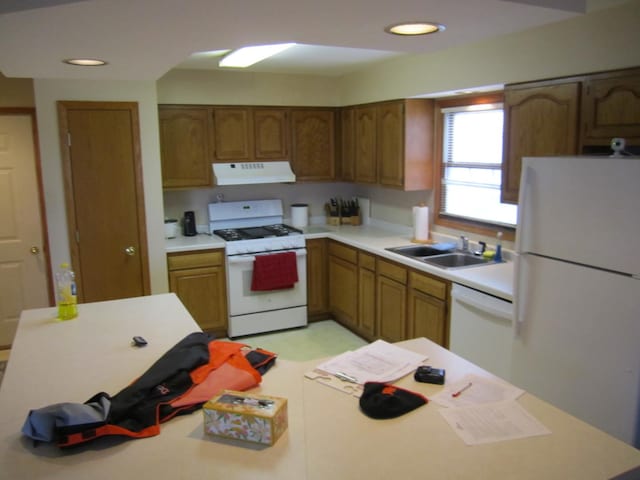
(21, 332, 276, 447)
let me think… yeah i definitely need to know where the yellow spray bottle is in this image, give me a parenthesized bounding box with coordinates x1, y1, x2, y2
(55, 262, 78, 320)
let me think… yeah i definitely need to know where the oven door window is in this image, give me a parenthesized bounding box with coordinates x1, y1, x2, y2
(227, 250, 307, 316)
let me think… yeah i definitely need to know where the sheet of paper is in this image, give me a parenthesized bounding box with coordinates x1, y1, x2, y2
(430, 374, 524, 408)
(439, 400, 551, 445)
(314, 339, 427, 385)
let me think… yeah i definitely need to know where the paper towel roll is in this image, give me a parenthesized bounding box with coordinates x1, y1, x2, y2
(412, 205, 430, 242)
(356, 197, 370, 225)
(291, 203, 309, 228)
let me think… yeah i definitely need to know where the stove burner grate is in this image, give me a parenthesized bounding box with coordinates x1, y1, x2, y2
(214, 224, 302, 241)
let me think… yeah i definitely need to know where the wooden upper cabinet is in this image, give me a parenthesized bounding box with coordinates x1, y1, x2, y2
(399, 99, 434, 191)
(340, 107, 355, 181)
(159, 106, 212, 188)
(352, 99, 434, 190)
(212, 107, 252, 161)
(377, 101, 405, 187)
(502, 81, 580, 203)
(254, 108, 289, 160)
(291, 108, 336, 181)
(354, 105, 378, 184)
(213, 107, 290, 162)
(581, 68, 640, 146)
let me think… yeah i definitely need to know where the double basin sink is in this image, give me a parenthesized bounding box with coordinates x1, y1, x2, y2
(386, 243, 492, 269)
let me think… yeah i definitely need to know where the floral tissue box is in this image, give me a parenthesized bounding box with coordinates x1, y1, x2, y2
(203, 390, 288, 446)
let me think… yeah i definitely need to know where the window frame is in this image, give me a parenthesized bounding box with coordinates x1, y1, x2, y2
(433, 92, 515, 242)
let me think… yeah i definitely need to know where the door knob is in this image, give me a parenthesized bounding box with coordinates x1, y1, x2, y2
(124, 246, 136, 256)
(30, 246, 40, 255)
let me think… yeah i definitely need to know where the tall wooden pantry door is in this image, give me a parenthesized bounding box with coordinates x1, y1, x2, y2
(0, 110, 50, 347)
(57, 101, 150, 303)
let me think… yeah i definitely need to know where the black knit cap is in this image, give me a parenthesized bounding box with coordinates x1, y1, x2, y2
(359, 382, 428, 419)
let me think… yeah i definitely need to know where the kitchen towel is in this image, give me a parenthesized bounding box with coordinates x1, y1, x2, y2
(412, 205, 430, 242)
(251, 251, 299, 291)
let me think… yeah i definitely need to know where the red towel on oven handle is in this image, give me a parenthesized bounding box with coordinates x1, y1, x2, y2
(251, 251, 299, 291)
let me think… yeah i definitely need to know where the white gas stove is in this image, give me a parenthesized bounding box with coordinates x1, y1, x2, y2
(208, 199, 308, 338)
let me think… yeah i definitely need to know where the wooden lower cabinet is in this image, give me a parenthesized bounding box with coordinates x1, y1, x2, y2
(407, 271, 448, 347)
(376, 259, 407, 343)
(326, 241, 450, 347)
(306, 238, 329, 320)
(167, 250, 227, 336)
(358, 252, 376, 339)
(328, 255, 358, 329)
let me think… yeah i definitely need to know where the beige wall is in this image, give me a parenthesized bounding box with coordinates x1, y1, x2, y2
(157, 69, 341, 106)
(0, 72, 34, 107)
(156, 1, 640, 107)
(339, 0, 640, 104)
(33, 79, 169, 294)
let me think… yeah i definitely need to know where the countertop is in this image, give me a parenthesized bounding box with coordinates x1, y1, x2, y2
(165, 222, 513, 301)
(2, 294, 639, 480)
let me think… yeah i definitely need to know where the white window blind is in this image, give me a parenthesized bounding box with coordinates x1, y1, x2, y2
(441, 103, 517, 227)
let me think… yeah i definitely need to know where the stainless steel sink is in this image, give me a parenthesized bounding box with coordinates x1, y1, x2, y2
(386, 243, 495, 269)
(423, 253, 491, 269)
(386, 243, 456, 258)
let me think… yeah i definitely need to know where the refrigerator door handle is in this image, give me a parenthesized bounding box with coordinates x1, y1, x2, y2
(513, 252, 524, 338)
(513, 165, 531, 338)
(515, 165, 531, 255)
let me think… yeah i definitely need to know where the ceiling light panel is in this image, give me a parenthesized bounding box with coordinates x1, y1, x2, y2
(219, 43, 296, 68)
(385, 22, 446, 36)
(63, 58, 107, 66)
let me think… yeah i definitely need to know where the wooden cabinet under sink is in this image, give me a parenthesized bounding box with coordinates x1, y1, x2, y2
(327, 240, 450, 346)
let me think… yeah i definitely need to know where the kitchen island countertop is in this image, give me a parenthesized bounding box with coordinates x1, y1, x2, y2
(2, 294, 639, 480)
(165, 222, 513, 301)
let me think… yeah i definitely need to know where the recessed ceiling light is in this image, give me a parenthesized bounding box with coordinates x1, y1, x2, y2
(385, 21, 446, 36)
(63, 58, 108, 66)
(219, 43, 296, 68)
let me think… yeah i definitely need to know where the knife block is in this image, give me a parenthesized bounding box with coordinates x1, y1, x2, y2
(327, 215, 361, 226)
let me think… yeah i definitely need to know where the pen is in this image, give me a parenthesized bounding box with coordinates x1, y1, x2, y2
(451, 382, 472, 398)
(334, 372, 358, 383)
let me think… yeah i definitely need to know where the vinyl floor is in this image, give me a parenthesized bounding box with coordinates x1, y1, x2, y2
(224, 319, 368, 362)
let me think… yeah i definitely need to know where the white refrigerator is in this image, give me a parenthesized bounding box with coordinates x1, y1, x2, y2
(512, 155, 640, 447)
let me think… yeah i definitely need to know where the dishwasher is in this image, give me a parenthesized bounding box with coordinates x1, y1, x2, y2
(449, 283, 514, 380)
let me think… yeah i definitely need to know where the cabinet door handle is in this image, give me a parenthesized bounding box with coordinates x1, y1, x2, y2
(30, 246, 41, 255)
(124, 246, 136, 256)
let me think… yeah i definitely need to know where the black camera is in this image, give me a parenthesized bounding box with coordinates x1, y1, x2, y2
(414, 366, 445, 385)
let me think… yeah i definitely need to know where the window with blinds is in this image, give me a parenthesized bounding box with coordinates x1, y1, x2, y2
(440, 103, 517, 227)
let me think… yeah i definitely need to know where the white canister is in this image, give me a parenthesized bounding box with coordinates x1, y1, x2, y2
(164, 219, 179, 239)
(290, 203, 309, 228)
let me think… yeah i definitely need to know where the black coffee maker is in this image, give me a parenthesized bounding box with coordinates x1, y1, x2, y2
(183, 211, 197, 236)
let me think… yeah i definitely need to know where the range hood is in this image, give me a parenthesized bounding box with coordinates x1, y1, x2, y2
(212, 161, 296, 186)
